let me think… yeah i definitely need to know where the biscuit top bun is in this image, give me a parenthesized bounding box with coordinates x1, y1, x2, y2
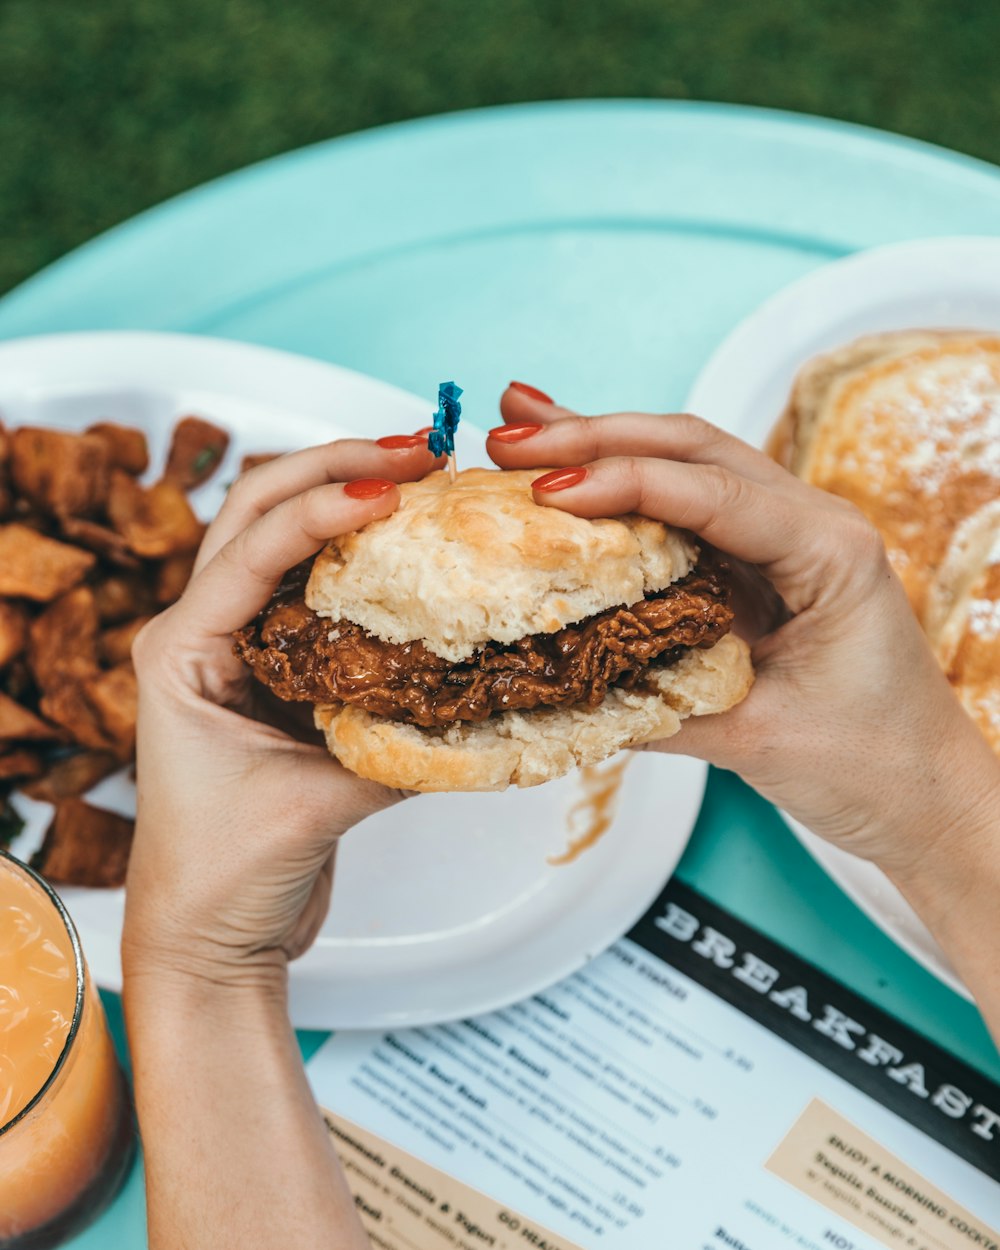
(775, 331, 1000, 615)
(306, 467, 698, 662)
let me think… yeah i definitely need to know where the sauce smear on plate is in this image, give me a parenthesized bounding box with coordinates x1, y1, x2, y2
(550, 756, 632, 866)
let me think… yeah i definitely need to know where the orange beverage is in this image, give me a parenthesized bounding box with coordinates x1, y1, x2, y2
(0, 850, 134, 1248)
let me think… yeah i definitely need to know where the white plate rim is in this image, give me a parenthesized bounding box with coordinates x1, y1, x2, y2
(685, 234, 1000, 437)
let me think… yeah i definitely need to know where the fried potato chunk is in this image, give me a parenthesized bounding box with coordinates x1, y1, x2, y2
(39, 666, 137, 759)
(155, 550, 197, 605)
(87, 422, 150, 476)
(22, 750, 120, 803)
(0, 410, 284, 886)
(0, 424, 11, 519)
(100, 616, 152, 667)
(0, 601, 28, 669)
(38, 683, 111, 752)
(32, 799, 134, 889)
(239, 452, 280, 474)
(107, 471, 204, 557)
(92, 572, 158, 625)
(0, 525, 96, 601)
(10, 427, 111, 517)
(83, 664, 138, 757)
(0, 749, 44, 781)
(165, 416, 230, 490)
(60, 516, 141, 568)
(29, 586, 99, 689)
(0, 691, 61, 742)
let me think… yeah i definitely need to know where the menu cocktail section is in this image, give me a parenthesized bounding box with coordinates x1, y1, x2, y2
(0, 851, 133, 1249)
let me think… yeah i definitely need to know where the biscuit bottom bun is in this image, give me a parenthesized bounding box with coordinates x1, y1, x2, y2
(234, 468, 754, 791)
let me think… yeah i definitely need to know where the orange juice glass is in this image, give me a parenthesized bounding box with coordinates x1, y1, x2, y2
(0, 849, 134, 1248)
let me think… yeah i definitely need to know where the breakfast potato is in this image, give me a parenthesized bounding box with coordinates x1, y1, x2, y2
(32, 798, 134, 889)
(239, 452, 281, 474)
(10, 427, 111, 517)
(2, 658, 34, 705)
(155, 550, 197, 605)
(22, 750, 120, 803)
(60, 515, 142, 568)
(0, 524, 96, 600)
(107, 471, 204, 557)
(0, 749, 44, 782)
(83, 664, 138, 758)
(0, 410, 276, 886)
(0, 601, 28, 669)
(165, 416, 230, 490)
(39, 682, 111, 752)
(87, 421, 150, 476)
(100, 616, 153, 667)
(0, 424, 11, 519)
(92, 571, 158, 625)
(0, 691, 62, 742)
(29, 587, 100, 689)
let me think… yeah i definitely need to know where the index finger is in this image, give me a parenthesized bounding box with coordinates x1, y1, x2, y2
(194, 438, 441, 574)
(177, 479, 400, 641)
(531, 457, 880, 612)
(488, 410, 793, 488)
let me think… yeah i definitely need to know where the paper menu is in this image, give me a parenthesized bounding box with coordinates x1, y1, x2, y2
(310, 882, 1000, 1249)
(323, 1113, 580, 1250)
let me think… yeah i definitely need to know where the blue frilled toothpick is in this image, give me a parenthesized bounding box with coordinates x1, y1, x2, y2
(428, 381, 463, 483)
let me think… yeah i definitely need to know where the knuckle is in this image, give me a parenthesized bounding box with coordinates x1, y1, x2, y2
(609, 455, 646, 500)
(561, 413, 600, 450)
(208, 532, 262, 596)
(703, 462, 747, 511)
(220, 469, 267, 525)
(841, 504, 887, 559)
(815, 503, 891, 589)
(130, 612, 180, 683)
(672, 411, 718, 445)
(225, 468, 257, 505)
(294, 485, 330, 536)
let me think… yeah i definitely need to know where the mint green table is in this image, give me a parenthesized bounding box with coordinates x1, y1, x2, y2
(2, 102, 998, 1247)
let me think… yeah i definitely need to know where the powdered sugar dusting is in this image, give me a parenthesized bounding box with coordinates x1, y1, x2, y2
(849, 357, 1000, 496)
(968, 597, 1000, 641)
(967, 688, 1000, 742)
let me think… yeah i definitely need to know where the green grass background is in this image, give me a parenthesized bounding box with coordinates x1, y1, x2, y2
(2, 0, 999, 296)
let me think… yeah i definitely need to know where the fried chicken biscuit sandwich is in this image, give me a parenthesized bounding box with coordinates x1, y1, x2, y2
(234, 467, 753, 791)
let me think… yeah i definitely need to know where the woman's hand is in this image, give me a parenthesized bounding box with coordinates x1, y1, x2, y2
(489, 387, 1000, 890)
(123, 435, 440, 991)
(123, 438, 441, 1250)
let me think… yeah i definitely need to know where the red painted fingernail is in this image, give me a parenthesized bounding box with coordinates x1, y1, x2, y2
(376, 434, 425, 450)
(510, 381, 554, 404)
(532, 467, 588, 492)
(344, 477, 396, 499)
(413, 426, 434, 435)
(489, 422, 543, 443)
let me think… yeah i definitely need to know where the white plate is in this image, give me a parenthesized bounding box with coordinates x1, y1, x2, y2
(685, 235, 1000, 1000)
(1, 331, 708, 1028)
